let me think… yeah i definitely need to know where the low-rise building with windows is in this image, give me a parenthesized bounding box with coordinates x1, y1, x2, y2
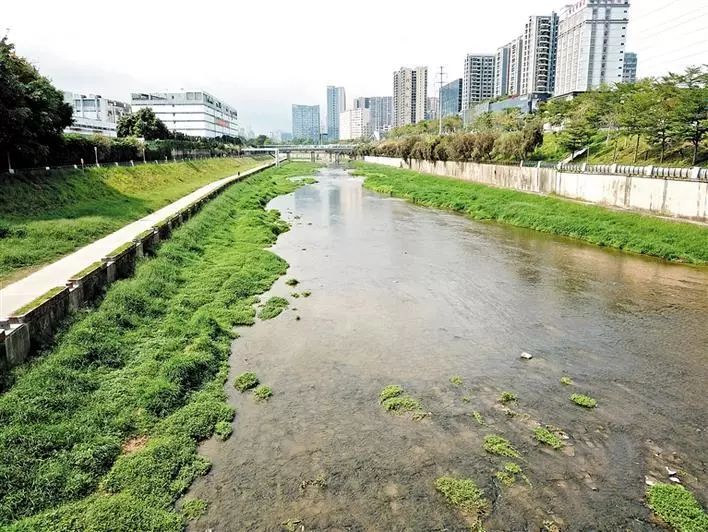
(63, 92, 131, 137)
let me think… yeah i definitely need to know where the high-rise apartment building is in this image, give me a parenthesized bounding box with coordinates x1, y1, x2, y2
(291, 104, 321, 143)
(130, 91, 238, 138)
(520, 14, 559, 95)
(354, 96, 393, 134)
(339, 108, 372, 140)
(622, 52, 638, 83)
(63, 92, 131, 137)
(326, 86, 346, 141)
(462, 55, 495, 110)
(494, 46, 511, 98)
(426, 97, 439, 120)
(393, 66, 428, 127)
(554, 0, 630, 96)
(440, 79, 463, 118)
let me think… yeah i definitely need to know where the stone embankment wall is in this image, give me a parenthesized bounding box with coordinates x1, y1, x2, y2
(363, 156, 708, 222)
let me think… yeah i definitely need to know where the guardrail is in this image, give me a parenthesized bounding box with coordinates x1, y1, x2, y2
(550, 161, 707, 181)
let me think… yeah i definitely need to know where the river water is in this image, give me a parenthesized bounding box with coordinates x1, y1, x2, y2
(188, 167, 708, 531)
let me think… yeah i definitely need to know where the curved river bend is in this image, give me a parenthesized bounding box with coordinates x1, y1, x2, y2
(188, 167, 707, 531)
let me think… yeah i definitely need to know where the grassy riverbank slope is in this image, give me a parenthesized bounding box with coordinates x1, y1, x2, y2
(0, 157, 267, 286)
(354, 163, 708, 265)
(0, 162, 318, 530)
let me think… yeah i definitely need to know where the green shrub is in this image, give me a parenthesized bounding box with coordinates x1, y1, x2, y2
(214, 421, 233, 441)
(449, 375, 463, 386)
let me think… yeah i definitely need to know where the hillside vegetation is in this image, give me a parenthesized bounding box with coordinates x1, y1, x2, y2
(0, 157, 265, 285)
(355, 163, 708, 265)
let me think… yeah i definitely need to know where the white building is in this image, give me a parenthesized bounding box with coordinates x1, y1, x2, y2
(462, 55, 495, 111)
(130, 91, 239, 138)
(63, 92, 131, 137)
(393, 66, 428, 127)
(520, 14, 559, 95)
(339, 108, 372, 140)
(554, 0, 630, 96)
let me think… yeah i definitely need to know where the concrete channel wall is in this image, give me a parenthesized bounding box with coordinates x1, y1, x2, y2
(0, 160, 279, 374)
(363, 156, 708, 222)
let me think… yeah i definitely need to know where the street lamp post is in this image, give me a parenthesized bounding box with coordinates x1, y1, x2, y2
(94, 146, 99, 167)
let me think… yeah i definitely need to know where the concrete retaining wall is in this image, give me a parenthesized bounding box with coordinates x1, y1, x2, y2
(363, 157, 708, 221)
(0, 161, 279, 374)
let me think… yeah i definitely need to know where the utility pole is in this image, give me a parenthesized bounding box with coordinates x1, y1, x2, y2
(437, 66, 446, 136)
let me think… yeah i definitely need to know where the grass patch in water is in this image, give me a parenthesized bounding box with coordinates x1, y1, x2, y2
(253, 385, 273, 402)
(301, 290, 312, 297)
(560, 376, 573, 386)
(0, 162, 319, 530)
(214, 421, 233, 441)
(533, 426, 564, 449)
(647, 483, 708, 532)
(291, 292, 300, 298)
(495, 462, 529, 487)
(378, 385, 423, 415)
(449, 375, 463, 386)
(259, 296, 289, 320)
(285, 278, 299, 286)
(570, 393, 597, 408)
(471, 411, 485, 425)
(181, 498, 208, 521)
(434, 476, 489, 527)
(484, 435, 521, 458)
(354, 162, 708, 265)
(234, 372, 259, 392)
(499, 391, 517, 404)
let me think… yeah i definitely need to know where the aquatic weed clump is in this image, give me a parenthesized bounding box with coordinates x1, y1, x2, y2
(285, 278, 299, 286)
(234, 372, 259, 392)
(434, 476, 489, 527)
(570, 393, 597, 408)
(533, 426, 564, 450)
(259, 296, 289, 320)
(253, 385, 273, 402)
(499, 391, 517, 404)
(378, 385, 423, 416)
(495, 462, 529, 487)
(647, 483, 708, 532)
(449, 375, 463, 386)
(483, 435, 521, 458)
(214, 421, 233, 441)
(181, 498, 208, 521)
(560, 376, 573, 386)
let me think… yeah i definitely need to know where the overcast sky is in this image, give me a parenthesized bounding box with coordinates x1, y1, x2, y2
(3, 0, 707, 134)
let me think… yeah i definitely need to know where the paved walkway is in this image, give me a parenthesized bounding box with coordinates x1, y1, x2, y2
(0, 160, 277, 319)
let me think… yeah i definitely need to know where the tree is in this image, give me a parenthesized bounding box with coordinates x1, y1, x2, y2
(117, 108, 171, 140)
(0, 37, 73, 170)
(669, 66, 708, 165)
(617, 80, 655, 163)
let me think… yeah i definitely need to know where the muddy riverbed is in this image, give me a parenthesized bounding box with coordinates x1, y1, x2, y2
(187, 167, 708, 531)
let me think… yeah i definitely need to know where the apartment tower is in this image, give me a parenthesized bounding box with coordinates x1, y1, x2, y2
(461, 55, 495, 110)
(392, 66, 428, 127)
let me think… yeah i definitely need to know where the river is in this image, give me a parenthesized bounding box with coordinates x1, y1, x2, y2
(187, 166, 708, 531)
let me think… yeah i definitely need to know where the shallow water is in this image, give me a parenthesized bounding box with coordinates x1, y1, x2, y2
(188, 167, 708, 531)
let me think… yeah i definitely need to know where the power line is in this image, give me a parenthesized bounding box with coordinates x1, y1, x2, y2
(629, 0, 697, 24)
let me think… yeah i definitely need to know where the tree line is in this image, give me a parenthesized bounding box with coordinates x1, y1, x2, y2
(356, 65, 707, 166)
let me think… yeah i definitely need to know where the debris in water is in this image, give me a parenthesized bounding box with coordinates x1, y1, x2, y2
(669, 476, 681, 483)
(666, 467, 677, 476)
(520, 351, 533, 360)
(645, 476, 657, 486)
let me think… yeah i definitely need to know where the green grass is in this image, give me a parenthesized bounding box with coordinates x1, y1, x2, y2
(181, 498, 208, 521)
(434, 476, 489, 526)
(233, 372, 259, 392)
(449, 375, 463, 386)
(378, 384, 423, 415)
(495, 462, 528, 487)
(499, 391, 517, 404)
(354, 163, 708, 265)
(253, 385, 273, 402)
(570, 393, 597, 408)
(213, 421, 233, 441)
(533, 427, 564, 450)
(0, 157, 266, 285)
(646, 483, 708, 532)
(71, 261, 103, 280)
(258, 296, 289, 320)
(13, 286, 65, 315)
(483, 435, 521, 458)
(471, 411, 484, 425)
(0, 161, 319, 530)
(285, 278, 299, 286)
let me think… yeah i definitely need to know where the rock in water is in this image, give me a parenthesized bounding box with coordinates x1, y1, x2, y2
(520, 351, 534, 360)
